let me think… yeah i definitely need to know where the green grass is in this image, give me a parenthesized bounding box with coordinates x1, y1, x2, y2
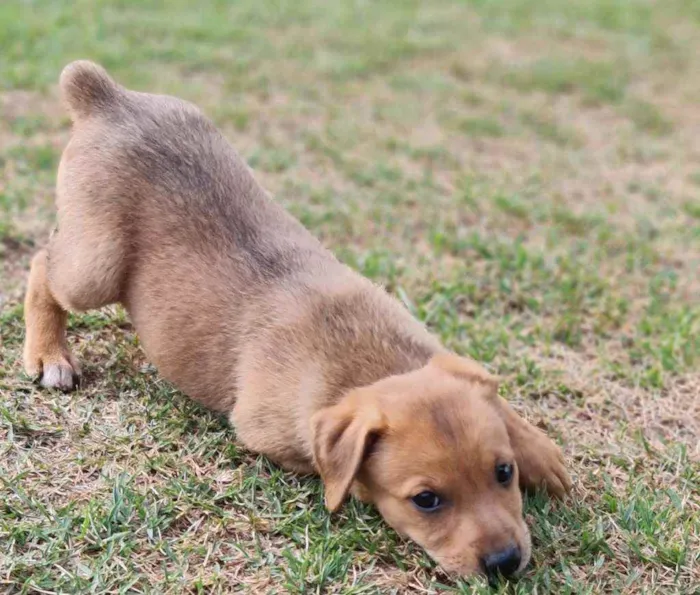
(457, 117, 505, 138)
(1, 0, 700, 593)
(624, 100, 674, 136)
(519, 110, 581, 147)
(502, 58, 629, 105)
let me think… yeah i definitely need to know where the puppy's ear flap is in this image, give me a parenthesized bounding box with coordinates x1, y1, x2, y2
(310, 390, 386, 512)
(429, 353, 500, 388)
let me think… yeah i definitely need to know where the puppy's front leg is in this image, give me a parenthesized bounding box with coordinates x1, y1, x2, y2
(23, 249, 80, 391)
(498, 398, 572, 498)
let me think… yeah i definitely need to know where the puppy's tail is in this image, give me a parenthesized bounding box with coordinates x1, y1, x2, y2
(60, 60, 122, 120)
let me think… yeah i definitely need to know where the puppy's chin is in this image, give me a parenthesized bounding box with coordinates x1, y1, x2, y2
(427, 555, 483, 579)
(424, 522, 532, 579)
(518, 522, 532, 573)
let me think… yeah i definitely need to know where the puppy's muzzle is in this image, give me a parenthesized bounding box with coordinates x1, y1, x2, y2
(482, 543, 521, 581)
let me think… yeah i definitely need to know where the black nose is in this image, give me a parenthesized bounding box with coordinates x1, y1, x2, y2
(481, 544, 521, 579)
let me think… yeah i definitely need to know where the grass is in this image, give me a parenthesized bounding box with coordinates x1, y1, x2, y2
(1, 0, 699, 593)
(501, 58, 629, 105)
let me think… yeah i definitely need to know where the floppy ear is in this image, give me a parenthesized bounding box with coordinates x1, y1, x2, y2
(430, 353, 500, 387)
(310, 390, 386, 512)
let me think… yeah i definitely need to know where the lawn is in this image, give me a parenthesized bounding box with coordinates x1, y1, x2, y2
(1, 1, 699, 593)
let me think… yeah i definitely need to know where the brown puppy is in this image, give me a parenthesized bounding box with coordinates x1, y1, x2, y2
(23, 61, 571, 579)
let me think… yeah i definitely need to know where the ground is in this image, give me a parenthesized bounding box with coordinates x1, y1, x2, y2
(1, 1, 699, 593)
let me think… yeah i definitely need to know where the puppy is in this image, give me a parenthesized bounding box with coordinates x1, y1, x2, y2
(23, 61, 571, 580)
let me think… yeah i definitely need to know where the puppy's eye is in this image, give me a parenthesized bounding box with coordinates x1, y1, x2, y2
(411, 491, 442, 511)
(496, 463, 514, 486)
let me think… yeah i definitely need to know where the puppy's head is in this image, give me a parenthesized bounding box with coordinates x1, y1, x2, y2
(311, 354, 529, 579)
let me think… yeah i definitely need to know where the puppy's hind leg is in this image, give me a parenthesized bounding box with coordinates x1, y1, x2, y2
(23, 207, 127, 391)
(23, 249, 81, 390)
(23, 61, 130, 391)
